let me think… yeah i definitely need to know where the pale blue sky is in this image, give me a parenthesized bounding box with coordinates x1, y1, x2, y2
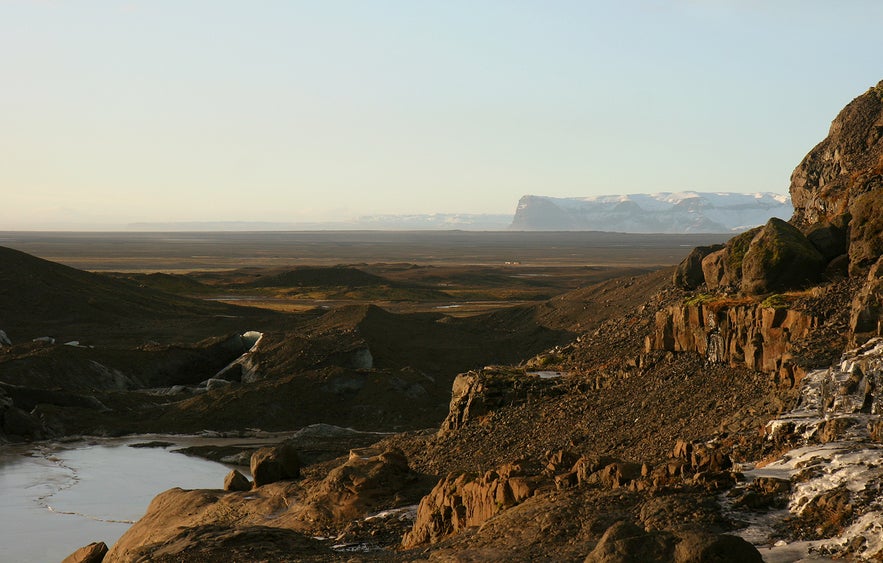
(2, 1, 881, 228)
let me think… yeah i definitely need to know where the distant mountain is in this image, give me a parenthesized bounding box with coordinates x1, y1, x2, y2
(128, 214, 512, 231)
(510, 192, 792, 233)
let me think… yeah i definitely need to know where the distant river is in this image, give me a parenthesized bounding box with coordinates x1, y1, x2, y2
(0, 437, 235, 562)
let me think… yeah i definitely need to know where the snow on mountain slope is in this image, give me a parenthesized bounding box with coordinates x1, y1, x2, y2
(510, 192, 792, 233)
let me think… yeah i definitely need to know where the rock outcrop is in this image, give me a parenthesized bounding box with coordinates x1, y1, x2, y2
(790, 81, 883, 231)
(647, 302, 817, 378)
(677, 80, 883, 290)
(402, 461, 541, 548)
(106, 446, 420, 562)
(440, 369, 566, 435)
(849, 256, 883, 345)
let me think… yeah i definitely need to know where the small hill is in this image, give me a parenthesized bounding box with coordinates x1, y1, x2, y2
(244, 266, 389, 288)
(0, 246, 268, 345)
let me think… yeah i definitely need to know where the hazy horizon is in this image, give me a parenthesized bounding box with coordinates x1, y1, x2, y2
(3, 1, 881, 230)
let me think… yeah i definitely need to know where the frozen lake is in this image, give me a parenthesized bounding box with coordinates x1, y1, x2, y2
(0, 437, 234, 562)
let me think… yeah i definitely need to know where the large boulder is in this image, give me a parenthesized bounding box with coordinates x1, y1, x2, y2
(673, 245, 724, 290)
(700, 227, 761, 290)
(584, 521, 677, 563)
(583, 521, 762, 563)
(673, 531, 763, 563)
(740, 218, 825, 295)
(250, 440, 301, 487)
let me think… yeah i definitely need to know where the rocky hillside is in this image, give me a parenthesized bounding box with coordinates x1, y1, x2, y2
(65, 80, 883, 562)
(510, 192, 792, 233)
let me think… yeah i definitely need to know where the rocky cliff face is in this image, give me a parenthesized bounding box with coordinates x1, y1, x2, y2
(646, 302, 818, 383)
(790, 81, 883, 278)
(790, 82, 883, 231)
(673, 81, 883, 345)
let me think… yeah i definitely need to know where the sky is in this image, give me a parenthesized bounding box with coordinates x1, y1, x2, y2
(2, 0, 882, 229)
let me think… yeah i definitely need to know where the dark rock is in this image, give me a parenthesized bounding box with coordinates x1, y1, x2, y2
(825, 253, 850, 279)
(584, 521, 763, 563)
(674, 245, 723, 290)
(2, 406, 44, 440)
(250, 440, 301, 487)
(673, 531, 763, 563)
(223, 469, 251, 492)
(584, 521, 677, 563)
(740, 218, 825, 295)
(62, 541, 108, 563)
(805, 220, 847, 261)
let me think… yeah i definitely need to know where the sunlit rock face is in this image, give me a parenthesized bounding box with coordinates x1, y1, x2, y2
(510, 192, 792, 233)
(790, 82, 883, 230)
(789, 81, 883, 277)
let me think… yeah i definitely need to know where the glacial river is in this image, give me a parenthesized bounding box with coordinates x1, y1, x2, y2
(0, 437, 235, 562)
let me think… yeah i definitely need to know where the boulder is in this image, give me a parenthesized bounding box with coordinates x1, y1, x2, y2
(673, 531, 763, 563)
(250, 441, 301, 487)
(723, 227, 762, 286)
(583, 521, 763, 563)
(223, 469, 251, 492)
(673, 245, 723, 290)
(700, 249, 728, 290)
(62, 541, 108, 563)
(740, 218, 825, 295)
(584, 521, 677, 563)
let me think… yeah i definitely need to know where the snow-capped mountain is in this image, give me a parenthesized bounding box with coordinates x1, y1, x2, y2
(510, 192, 792, 233)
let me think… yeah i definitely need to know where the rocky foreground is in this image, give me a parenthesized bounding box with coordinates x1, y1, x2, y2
(55, 80, 883, 562)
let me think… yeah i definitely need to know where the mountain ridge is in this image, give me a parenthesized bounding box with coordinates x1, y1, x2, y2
(511, 191, 792, 233)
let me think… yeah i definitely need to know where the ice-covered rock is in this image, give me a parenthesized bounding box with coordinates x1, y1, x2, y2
(214, 331, 264, 383)
(733, 338, 883, 560)
(0, 330, 11, 347)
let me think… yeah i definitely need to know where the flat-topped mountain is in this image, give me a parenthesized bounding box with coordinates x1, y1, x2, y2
(510, 191, 792, 233)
